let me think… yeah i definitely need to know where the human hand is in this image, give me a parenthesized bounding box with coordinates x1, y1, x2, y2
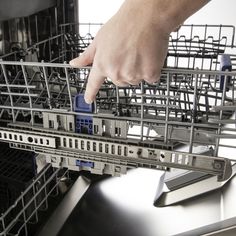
(70, 0, 209, 104)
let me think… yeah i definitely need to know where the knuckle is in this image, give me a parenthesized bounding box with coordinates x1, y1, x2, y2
(116, 82, 128, 87)
(123, 74, 139, 85)
(111, 75, 122, 83)
(144, 77, 158, 84)
(145, 70, 159, 78)
(143, 70, 160, 84)
(110, 75, 123, 86)
(112, 80, 126, 87)
(126, 75, 135, 83)
(108, 68, 122, 81)
(128, 79, 141, 86)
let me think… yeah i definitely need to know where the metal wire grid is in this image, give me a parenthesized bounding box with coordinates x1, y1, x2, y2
(0, 23, 103, 64)
(0, 24, 235, 234)
(2, 24, 234, 65)
(0, 164, 68, 236)
(0, 34, 65, 63)
(0, 25, 235, 143)
(0, 144, 36, 216)
(60, 23, 103, 58)
(0, 59, 236, 155)
(168, 24, 235, 69)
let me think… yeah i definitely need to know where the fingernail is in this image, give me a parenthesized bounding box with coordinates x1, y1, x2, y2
(85, 96, 93, 104)
(69, 59, 76, 67)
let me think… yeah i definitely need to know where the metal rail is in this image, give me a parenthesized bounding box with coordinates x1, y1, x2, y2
(0, 127, 232, 181)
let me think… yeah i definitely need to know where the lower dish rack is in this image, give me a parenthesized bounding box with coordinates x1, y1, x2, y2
(0, 161, 69, 236)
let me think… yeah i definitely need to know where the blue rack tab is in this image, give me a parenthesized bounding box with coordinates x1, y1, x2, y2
(74, 94, 94, 134)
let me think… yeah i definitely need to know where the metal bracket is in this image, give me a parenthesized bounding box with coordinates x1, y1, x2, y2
(154, 164, 236, 207)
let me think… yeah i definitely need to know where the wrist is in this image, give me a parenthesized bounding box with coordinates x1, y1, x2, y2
(153, 0, 209, 33)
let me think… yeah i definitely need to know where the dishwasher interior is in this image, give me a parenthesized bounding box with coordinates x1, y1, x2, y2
(0, 1, 236, 235)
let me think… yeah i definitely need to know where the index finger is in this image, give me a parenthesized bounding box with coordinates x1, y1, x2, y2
(84, 66, 106, 104)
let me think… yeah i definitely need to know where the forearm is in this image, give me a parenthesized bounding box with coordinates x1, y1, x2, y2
(119, 0, 210, 33)
(160, 0, 210, 32)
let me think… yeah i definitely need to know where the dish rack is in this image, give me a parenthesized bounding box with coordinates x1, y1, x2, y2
(0, 158, 68, 236)
(0, 23, 236, 235)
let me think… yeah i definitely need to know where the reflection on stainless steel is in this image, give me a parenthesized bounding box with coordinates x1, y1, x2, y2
(50, 168, 236, 236)
(38, 175, 91, 236)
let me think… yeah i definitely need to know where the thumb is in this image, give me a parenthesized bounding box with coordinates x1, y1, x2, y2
(69, 41, 96, 68)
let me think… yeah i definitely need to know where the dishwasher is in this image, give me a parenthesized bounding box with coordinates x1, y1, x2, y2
(0, 1, 236, 236)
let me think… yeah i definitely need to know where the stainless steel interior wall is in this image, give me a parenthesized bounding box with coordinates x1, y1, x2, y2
(0, 0, 56, 21)
(0, 0, 79, 57)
